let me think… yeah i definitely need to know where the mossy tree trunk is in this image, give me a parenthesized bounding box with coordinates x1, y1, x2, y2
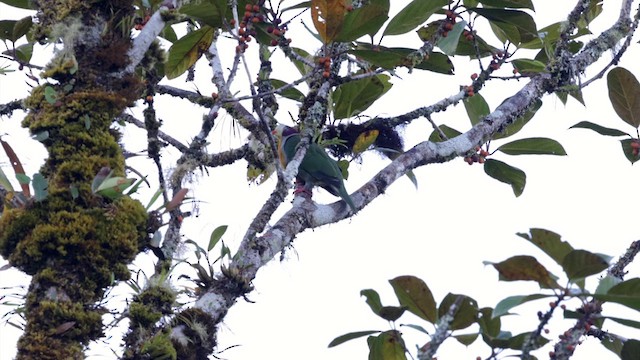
(0, 1, 148, 358)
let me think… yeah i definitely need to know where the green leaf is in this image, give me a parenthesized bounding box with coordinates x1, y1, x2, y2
(389, 275, 437, 323)
(145, 188, 163, 210)
(622, 340, 640, 360)
(405, 169, 418, 189)
(268, 79, 305, 102)
(600, 278, 640, 311)
(328, 330, 380, 347)
(479, 0, 534, 10)
(0, 167, 14, 191)
(471, 8, 538, 44)
(0, 20, 16, 42)
(561, 249, 609, 282)
(378, 306, 406, 321)
(383, 0, 448, 36)
(596, 274, 622, 295)
(438, 21, 466, 55)
(487, 255, 559, 288)
(179, 0, 226, 28)
(44, 86, 58, 104)
(502, 331, 549, 350)
(333, 74, 391, 119)
(497, 137, 566, 155)
(483, 158, 526, 197)
(437, 294, 479, 330)
(15, 173, 29, 184)
(334, 0, 389, 42)
(367, 330, 407, 360)
(350, 46, 453, 74)
(428, 125, 462, 142)
(491, 294, 555, 318)
(478, 307, 501, 337)
(12, 16, 32, 42)
(511, 58, 546, 73)
(208, 225, 228, 251)
(516, 228, 574, 267)
(5, 43, 33, 64)
(160, 24, 178, 43)
(95, 177, 135, 199)
(463, 93, 490, 125)
(569, 121, 629, 137)
(607, 67, 640, 128)
(620, 138, 640, 164)
(0, 0, 35, 9)
(31, 173, 48, 202)
(165, 26, 215, 80)
(492, 99, 541, 140)
(454, 333, 478, 346)
(361, 289, 383, 315)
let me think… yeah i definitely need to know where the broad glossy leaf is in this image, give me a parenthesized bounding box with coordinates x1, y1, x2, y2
(502, 331, 548, 350)
(492, 99, 541, 140)
(511, 58, 546, 73)
(454, 333, 478, 346)
(160, 25, 177, 43)
(471, 8, 537, 44)
(596, 274, 622, 295)
(361, 289, 383, 315)
(607, 67, 640, 128)
(290, 47, 313, 77)
(311, 0, 347, 43)
(428, 125, 462, 142)
(621, 139, 640, 164)
(12, 16, 31, 42)
(368, 330, 407, 360)
(0, 0, 35, 9)
(492, 294, 553, 318)
(489, 19, 519, 44)
(178, 0, 236, 28)
(165, 26, 215, 79)
(335, 0, 389, 42)
(570, 121, 629, 137)
(414, 52, 455, 74)
(437, 293, 478, 330)
(561, 249, 609, 282)
(378, 306, 406, 321)
(350, 46, 453, 74)
(353, 129, 379, 154)
(0, 20, 17, 42)
(389, 275, 437, 323)
(12, 43, 33, 63)
(208, 225, 228, 251)
(488, 255, 559, 288)
(333, 74, 391, 119)
(438, 21, 466, 55)
(479, 0, 534, 10)
(268, 79, 305, 102)
(622, 340, 640, 360)
(483, 158, 525, 197)
(478, 307, 500, 337)
(464, 93, 490, 126)
(328, 330, 380, 347)
(516, 228, 573, 267)
(383, 0, 448, 36)
(594, 278, 640, 311)
(95, 177, 135, 199)
(497, 137, 566, 155)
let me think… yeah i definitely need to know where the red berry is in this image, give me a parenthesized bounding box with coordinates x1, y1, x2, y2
(471, 73, 478, 80)
(245, 4, 252, 11)
(630, 141, 640, 149)
(322, 71, 330, 78)
(253, 4, 260, 12)
(270, 39, 278, 46)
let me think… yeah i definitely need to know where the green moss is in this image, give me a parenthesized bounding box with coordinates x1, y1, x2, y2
(172, 308, 217, 360)
(141, 332, 177, 360)
(129, 302, 162, 327)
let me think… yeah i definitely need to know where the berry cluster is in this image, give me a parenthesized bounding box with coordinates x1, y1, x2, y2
(233, 1, 289, 52)
(134, 14, 151, 31)
(464, 146, 489, 165)
(463, 29, 474, 41)
(489, 50, 508, 71)
(441, 9, 457, 37)
(317, 56, 331, 78)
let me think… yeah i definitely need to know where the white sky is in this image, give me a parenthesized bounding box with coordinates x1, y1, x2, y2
(1, 1, 639, 359)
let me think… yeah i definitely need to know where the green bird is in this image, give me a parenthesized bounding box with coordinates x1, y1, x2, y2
(272, 125, 357, 213)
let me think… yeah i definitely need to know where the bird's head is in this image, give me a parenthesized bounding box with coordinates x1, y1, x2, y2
(272, 124, 298, 167)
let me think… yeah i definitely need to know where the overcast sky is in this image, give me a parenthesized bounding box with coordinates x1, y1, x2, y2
(1, 2, 639, 359)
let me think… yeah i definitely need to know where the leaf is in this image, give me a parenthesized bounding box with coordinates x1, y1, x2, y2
(497, 137, 567, 155)
(350, 45, 454, 74)
(483, 158, 526, 197)
(165, 188, 189, 211)
(95, 177, 135, 199)
(208, 225, 228, 251)
(178, 0, 227, 28)
(620, 139, 640, 164)
(487, 255, 559, 288)
(479, 0, 534, 10)
(328, 330, 380, 347)
(8, 43, 33, 64)
(428, 125, 462, 142)
(333, 74, 391, 119)
(334, 0, 389, 42)
(389, 275, 437, 323)
(463, 93, 490, 126)
(478, 308, 501, 337)
(437, 20, 466, 55)
(91, 167, 112, 193)
(593, 278, 640, 312)
(607, 67, 640, 128)
(511, 58, 546, 73)
(0, 167, 14, 191)
(311, 0, 348, 43)
(361, 289, 384, 315)
(32, 173, 48, 202)
(569, 121, 629, 137)
(12, 16, 32, 42)
(0, 138, 29, 197)
(268, 79, 305, 101)
(383, 0, 448, 36)
(438, 294, 479, 330)
(0, 20, 16, 42)
(44, 86, 58, 104)
(516, 228, 574, 267)
(0, 0, 35, 9)
(367, 330, 407, 360)
(492, 294, 554, 318)
(353, 130, 379, 154)
(378, 306, 406, 321)
(165, 26, 215, 80)
(405, 169, 418, 189)
(471, 8, 538, 44)
(561, 249, 609, 281)
(622, 340, 640, 360)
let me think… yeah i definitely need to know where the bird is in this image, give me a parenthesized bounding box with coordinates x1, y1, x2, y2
(272, 124, 357, 213)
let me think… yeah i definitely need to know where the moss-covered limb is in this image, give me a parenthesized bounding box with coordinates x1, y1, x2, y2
(0, 99, 25, 116)
(0, 0, 150, 358)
